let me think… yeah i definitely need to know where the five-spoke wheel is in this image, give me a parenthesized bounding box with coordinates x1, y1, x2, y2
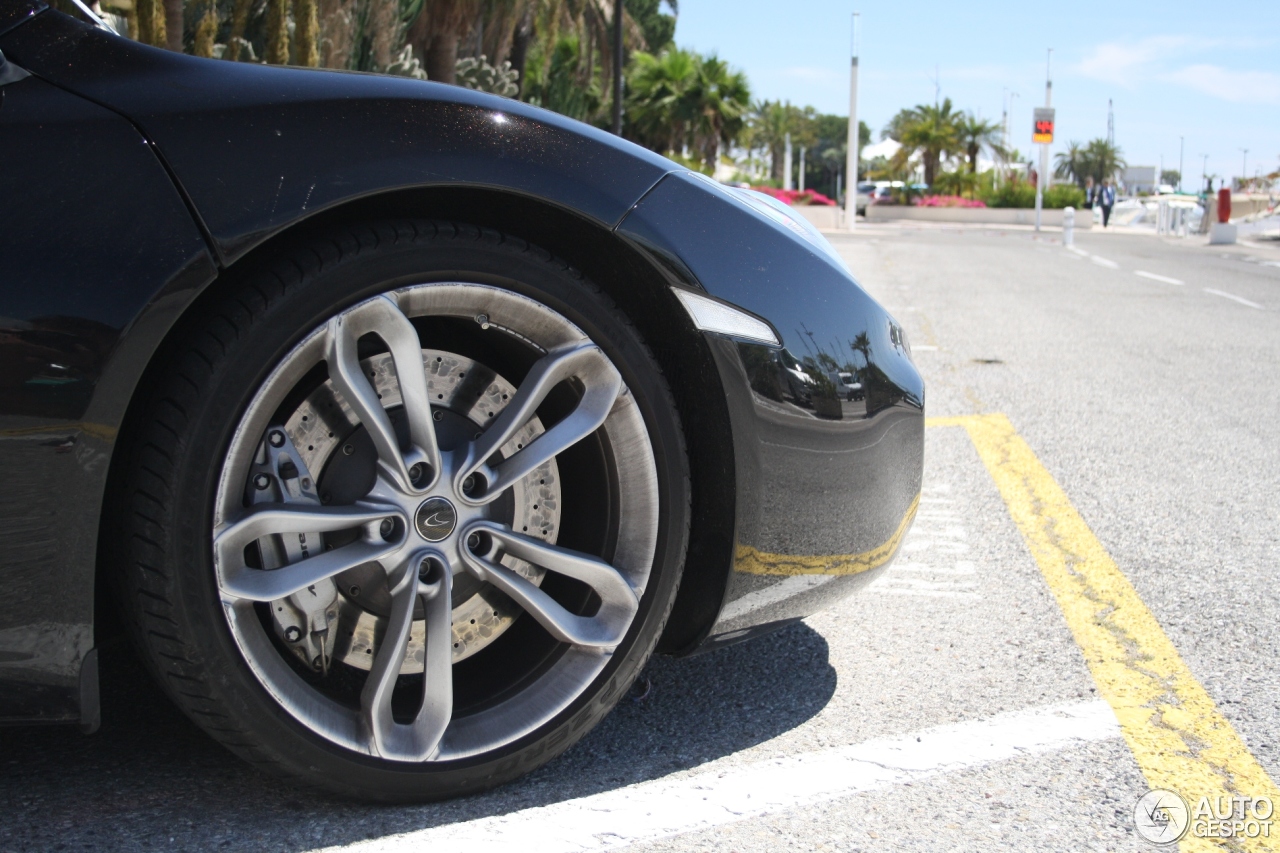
(116, 223, 688, 799)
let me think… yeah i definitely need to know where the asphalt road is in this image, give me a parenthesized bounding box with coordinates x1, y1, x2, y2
(3, 223, 1277, 852)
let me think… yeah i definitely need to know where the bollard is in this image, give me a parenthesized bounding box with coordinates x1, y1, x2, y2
(1062, 206, 1074, 246)
(1210, 187, 1237, 244)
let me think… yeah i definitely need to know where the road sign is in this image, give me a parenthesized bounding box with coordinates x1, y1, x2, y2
(1033, 108, 1055, 144)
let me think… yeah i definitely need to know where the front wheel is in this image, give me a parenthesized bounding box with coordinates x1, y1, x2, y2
(114, 221, 689, 800)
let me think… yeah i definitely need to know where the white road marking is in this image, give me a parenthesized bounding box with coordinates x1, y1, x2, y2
(1090, 255, 1120, 269)
(1134, 270, 1184, 285)
(912, 344, 939, 351)
(1204, 288, 1263, 309)
(313, 701, 1119, 853)
(718, 575, 835, 623)
(1067, 246, 1089, 256)
(877, 489, 977, 598)
(895, 561, 977, 576)
(1263, 261, 1280, 269)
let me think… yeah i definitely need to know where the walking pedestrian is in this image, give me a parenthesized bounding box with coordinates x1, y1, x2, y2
(1099, 178, 1116, 227)
(1083, 176, 1096, 209)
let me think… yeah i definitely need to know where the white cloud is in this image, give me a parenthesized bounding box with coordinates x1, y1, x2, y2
(1162, 64, 1280, 105)
(1073, 36, 1280, 106)
(1074, 36, 1192, 83)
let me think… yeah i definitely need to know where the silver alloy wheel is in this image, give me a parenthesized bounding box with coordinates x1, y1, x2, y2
(213, 283, 659, 762)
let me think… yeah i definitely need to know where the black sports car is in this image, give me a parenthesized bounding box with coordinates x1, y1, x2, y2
(0, 3, 923, 801)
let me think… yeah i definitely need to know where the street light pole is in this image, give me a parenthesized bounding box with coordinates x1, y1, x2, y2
(1178, 136, 1184, 193)
(844, 13, 860, 231)
(1034, 48, 1051, 233)
(784, 132, 792, 191)
(611, 0, 623, 136)
(1240, 148, 1248, 190)
(1201, 154, 1209, 194)
(1008, 90, 1018, 183)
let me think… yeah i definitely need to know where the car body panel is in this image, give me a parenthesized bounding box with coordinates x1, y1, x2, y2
(0, 9, 922, 725)
(0, 7, 676, 266)
(617, 172, 924, 647)
(0, 70, 216, 725)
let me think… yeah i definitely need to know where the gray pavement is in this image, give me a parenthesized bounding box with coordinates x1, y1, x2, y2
(2, 224, 1277, 851)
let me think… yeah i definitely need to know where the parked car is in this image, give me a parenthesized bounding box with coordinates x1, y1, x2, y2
(855, 182, 876, 215)
(0, 5, 923, 803)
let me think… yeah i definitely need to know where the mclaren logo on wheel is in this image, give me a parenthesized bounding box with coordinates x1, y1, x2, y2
(415, 497, 457, 542)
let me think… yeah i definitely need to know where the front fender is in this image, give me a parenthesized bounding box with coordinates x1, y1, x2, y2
(2, 8, 677, 265)
(618, 172, 925, 649)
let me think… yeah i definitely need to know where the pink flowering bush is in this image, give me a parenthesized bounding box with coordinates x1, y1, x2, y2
(915, 195, 987, 208)
(750, 187, 837, 206)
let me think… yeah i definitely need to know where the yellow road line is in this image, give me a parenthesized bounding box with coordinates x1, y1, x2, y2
(735, 493, 919, 576)
(931, 413, 1278, 851)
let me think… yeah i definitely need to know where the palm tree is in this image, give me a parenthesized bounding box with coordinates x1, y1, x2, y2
(744, 100, 810, 184)
(135, 0, 165, 47)
(406, 0, 479, 83)
(686, 55, 750, 170)
(895, 98, 961, 187)
(625, 48, 698, 154)
(1054, 140, 1088, 187)
(1084, 138, 1126, 185)
(163, 0, 183, 51)
(956, 113, 1004, 174)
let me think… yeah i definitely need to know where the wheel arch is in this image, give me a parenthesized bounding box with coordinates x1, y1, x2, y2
(96, 185, 736, 662)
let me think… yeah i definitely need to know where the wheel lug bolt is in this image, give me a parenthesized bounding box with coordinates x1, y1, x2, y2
(419, 558, 443, 582)
(284, 626, 301, 643)
(408, 463, 424, 483)
(349, 585, 360, 597)
(462, 475, 476, 493)
(253, 474, 271, 490)
(342, 443, 355, 456)
(269, 430, 286, 448)
(467, 533, 480, 550)
(433, 410, 444, 422)
(379, 518, 394, 537)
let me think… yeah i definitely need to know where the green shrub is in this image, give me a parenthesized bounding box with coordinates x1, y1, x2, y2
(1044, 184, 1086, 209)
(982, 180, 1037, 208)
(978, 180, 1086, 209)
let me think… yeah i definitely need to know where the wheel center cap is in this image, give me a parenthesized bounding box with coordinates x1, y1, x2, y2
(415, 497, 457, 542)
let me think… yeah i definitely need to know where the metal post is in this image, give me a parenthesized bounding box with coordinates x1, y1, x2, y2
(611, 0, 623, 136)
(1063, 206, 1074, 246)
(1006, 91, 1018, 186)
(1178, 136, 1184, 193)
(798, 146, 806, 192)
(1035, 49, 1051, 232)
(844, 13, 860, 231)
(783, 133, 793, 191)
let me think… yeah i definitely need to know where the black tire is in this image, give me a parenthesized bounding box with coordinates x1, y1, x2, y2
(112, 221, 690, 801)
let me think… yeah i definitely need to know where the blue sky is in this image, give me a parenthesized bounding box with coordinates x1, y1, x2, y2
(673, 1, 1280, 188)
